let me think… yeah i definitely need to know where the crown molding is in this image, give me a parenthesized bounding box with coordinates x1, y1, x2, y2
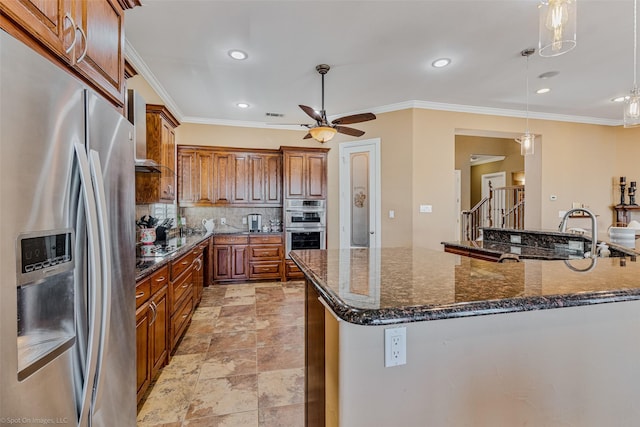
(124, 39, 184, 122)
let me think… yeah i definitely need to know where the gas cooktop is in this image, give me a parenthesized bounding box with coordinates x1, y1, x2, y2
(137, 244, 178, 258)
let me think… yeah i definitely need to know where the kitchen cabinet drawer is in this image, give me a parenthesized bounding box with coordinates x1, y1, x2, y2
(214, 234, 249, 245)
(170, 251, 194, 281)
(170, 268, 193, 313)
(285, 259, 304, 280)
(171, 290, 194, 350)
(150, 265, 169, 294)
(135, 277, 151, 308)
(249, 261, 282, 279)
(249, 234, 282, 245)
(249, 245, 283, 261)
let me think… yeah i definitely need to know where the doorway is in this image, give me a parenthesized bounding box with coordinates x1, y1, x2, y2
(339, 138, 381, 248)
(481, 171, 506, 227)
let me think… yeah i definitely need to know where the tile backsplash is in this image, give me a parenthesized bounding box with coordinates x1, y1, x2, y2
(181, 206, 282, 233)
(136, 203, 177, 228)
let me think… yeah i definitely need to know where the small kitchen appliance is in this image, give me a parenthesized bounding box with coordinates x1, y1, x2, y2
(248, 214, 262, 232)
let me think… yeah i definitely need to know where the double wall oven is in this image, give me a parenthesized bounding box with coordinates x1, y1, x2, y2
(285, 199, 326, 258)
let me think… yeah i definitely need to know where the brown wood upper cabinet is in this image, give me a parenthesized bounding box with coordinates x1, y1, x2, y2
(177, 146, 282, 207)
(0, 0, 134, 107)
(282, 147, 329, 200)
(136, 104, 179, 204)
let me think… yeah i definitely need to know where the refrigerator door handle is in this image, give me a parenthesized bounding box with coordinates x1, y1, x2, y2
(88, 149, 113, 418)
(74, 144, 103, 427)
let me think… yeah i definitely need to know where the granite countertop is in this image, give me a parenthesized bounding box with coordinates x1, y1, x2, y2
(135, 233, 212, 280)
(290, 247, 640, 326)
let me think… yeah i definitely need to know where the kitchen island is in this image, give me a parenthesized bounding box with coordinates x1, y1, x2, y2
(291, 247, 640, 427)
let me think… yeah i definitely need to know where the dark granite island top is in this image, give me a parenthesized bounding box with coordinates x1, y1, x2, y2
(290, 247, 640, 326)
(293, 247, 640, 427)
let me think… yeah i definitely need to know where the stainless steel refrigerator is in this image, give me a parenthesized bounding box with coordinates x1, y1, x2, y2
(0, 30, 136, 426)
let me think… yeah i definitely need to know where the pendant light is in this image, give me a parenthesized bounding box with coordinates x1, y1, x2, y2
(624, 0, 640, 128)
(538, 0, 577, 57)
(516, 48, 536, 156)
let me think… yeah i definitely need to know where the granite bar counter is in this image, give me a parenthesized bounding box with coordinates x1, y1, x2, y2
(291, 248, 640, 427)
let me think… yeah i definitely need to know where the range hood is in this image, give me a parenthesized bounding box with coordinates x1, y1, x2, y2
(127, 89, 162, 173)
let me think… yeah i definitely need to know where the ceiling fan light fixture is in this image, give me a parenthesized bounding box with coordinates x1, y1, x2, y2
(309, 126, 337, 143)
(538, 0, 577, 57)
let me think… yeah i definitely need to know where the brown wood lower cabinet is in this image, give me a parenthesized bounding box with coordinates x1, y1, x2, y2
(249, 234, 283, 280)
(136, 237, 212, 406)
(136, 265, 169, 404)
(212, 234, 287, 283)
(213, 235, 249, 282)
(285, 259, 305, 280)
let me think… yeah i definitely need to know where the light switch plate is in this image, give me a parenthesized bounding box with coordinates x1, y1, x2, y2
(419, 205, 432, 213)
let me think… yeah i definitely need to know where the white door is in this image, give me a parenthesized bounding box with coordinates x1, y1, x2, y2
(339, 139, 381, 248)
(481, 171, 506, 228)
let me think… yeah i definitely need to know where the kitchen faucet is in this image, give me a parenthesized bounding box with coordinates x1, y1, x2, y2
(558, 208, 598, 258)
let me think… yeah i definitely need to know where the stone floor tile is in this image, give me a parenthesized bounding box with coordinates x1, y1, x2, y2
(258, 404, 304, 427)
(257, 344, 304, 372)
(208, 330, 257, 353)
(185, 374, 258, 419)
(201, 347, 257, 379)
(257, 368, 305, 408)
(256, 326, 304, 348)
(213, 314, 256, 333)
(219, 304, 256, 318)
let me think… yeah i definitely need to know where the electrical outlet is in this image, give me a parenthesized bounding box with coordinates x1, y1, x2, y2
(384, 327, 407, 367)
(220, 217, 226, 225)
(419, 204, 432, 213)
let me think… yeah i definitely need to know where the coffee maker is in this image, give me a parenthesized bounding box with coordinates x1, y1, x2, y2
(248, 213, 262, 232)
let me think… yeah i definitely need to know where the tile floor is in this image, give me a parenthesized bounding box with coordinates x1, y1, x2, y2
(137, 281, 306, 427)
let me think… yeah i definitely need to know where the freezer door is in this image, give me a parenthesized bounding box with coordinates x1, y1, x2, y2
(0, 31, 82, 425)
(84, 92, 136, 426)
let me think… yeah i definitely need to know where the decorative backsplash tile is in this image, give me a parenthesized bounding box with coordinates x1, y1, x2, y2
(181, 206, 282, 233)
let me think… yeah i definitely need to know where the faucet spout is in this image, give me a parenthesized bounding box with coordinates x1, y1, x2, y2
(558, 208, 598, 258)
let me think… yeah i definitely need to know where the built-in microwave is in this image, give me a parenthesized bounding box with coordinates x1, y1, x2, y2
(285, 199, 326, 228)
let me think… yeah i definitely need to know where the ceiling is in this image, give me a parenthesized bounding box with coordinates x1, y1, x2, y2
(124, 0, 636, 128)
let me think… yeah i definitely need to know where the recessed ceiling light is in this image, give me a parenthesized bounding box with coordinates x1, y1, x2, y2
(612, 96, 629, 103)
(536, 88, 551, 94)
(228, 50, 248, 60)
(538, 71, 559, 79)
(236, 102, 249, 108)
(432, 58, 451, 68)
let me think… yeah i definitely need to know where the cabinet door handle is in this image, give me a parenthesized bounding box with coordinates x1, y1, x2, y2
(76, 26, 88, 63)
(63, 14, 77, 54)
(181, 283, 189, 288)
(135, 291, 145, 299)
(149, 301, 157, 325)
(155, 276, 165, 282)
(182, 313, 189, 319)
(181, 260, 189, 266)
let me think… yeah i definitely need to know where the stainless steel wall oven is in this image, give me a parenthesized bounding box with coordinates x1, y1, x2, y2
(285, 199, 326, 258)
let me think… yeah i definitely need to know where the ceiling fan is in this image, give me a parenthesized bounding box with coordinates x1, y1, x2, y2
(298, 64, 376, 143)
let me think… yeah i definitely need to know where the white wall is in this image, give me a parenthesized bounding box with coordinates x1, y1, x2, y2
(333, 299, 640, 426)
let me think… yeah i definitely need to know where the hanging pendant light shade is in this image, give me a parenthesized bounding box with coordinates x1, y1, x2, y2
(516, 48, 536, 156)
(624, 0, 640, 128)
(538, 0, 577, 57)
